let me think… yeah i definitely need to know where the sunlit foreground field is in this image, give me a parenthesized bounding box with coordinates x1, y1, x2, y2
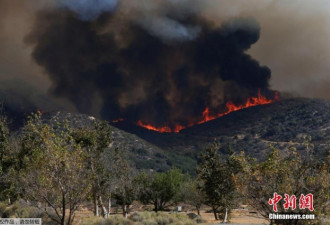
(73, 203, 268, 225)
(0, 200, 268, 225)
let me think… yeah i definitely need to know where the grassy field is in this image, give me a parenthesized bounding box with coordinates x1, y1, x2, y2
(72, 203, 268, 225)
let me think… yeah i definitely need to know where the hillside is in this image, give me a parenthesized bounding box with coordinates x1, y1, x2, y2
(42, 112, 196, 173)
(116, 98, 330, 161)
(6, 98, 330, 174)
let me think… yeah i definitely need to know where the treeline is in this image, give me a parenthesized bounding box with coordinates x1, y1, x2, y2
(0, 113, 329, 225)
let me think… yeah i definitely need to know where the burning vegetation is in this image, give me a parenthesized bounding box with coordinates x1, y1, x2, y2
(137, 90, 280, 133)
(25, 0, 278, 130)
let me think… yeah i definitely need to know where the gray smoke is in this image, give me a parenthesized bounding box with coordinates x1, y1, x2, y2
(1, 0, 330, 127)
(58, 0, 118, 20)
(25, 1, 276, 128)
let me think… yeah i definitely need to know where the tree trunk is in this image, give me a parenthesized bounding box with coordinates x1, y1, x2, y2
(212, 206, 218, 220)
(68, 207, 72, 225)
(93, 193, 99, 217)
(108, 197, 111, 216)
(196, 205, 200, 215)
(68, 212, 75, 225)
(68, 206, 75, 225)
(223, 208, 228, 223)
(98, 196, 108, 218)
(61, 193, 66, 225)
(159, 199, 166, 211)
(122, 204, 128, 218)
(154, 199, 158, 212)
(68, 212, 72, 225)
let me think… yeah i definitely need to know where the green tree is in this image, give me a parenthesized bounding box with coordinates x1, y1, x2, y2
(71, 119, 111, 218)
(0, 116, 16, 203)
(197, 142, 238, 221)
(179, 178, 205, 215)
(239, 143, 330, 225)
(0, 116, 9, 171)
(19, 112, 91, 225)
(109, 148, 136, 218)
(136, 168, 185, 212)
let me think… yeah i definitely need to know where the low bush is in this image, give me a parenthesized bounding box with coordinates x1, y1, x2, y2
(82, 216, 106, 225)
(87, 212, 198, 225)
(0, 200, 44, 218)
(0, 200, 55, 224)
(0, 202, 7, 217)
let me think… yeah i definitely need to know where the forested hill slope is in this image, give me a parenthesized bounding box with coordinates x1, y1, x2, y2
(6, 98, 330, 174)
(42, 112, 196, 173)
(118, 98, 330, 160)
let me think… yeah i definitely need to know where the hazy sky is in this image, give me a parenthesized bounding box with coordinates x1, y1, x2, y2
(0, 0, 330, 102)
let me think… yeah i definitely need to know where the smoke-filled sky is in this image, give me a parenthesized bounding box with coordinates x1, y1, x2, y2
(0, 0, 330, 126)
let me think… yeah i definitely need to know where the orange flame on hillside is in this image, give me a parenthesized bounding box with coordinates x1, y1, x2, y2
(137, 90, 279, 133)
(137, 121, 185, 133)
(112, 118, 125, 123)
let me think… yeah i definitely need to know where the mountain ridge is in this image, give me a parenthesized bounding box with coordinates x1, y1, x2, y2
(4, 97, 330, 174)
(114, 98, 330, 161)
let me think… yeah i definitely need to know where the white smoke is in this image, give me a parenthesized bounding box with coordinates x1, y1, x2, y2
(58, 0, 118, 20)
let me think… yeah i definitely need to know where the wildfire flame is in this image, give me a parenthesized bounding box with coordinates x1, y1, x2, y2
(137, 90, 279, 133)
(112, 118, 125, 123)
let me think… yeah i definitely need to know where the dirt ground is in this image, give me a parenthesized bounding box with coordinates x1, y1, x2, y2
(72, 204, 269, 225)
(200, 209, 268, 224)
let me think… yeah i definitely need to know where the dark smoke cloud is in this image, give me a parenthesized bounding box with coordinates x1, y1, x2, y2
(26, 6, 274, 128)
(202, 0, 330, 99)
(0, 0, 77, 122)
(1, 0, 330, 125)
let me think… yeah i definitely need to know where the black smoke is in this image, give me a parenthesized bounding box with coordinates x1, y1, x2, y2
(26, 8, 275, 128)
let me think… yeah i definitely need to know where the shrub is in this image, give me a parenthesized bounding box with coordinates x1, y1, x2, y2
(82, 216, 103, 225)
(87, 212, 198, 225)
(0, 202, 7, 217)
(193, 215, 204, 224)
(129, 212, 143, 222)
(101, 216, 133, 225)
(0, 200, 44, 218)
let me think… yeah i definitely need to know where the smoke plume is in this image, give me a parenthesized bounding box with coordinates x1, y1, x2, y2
(58, 0, 118, 20)
(25, 0, 275, 128)
(2, 0, 329, 129)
